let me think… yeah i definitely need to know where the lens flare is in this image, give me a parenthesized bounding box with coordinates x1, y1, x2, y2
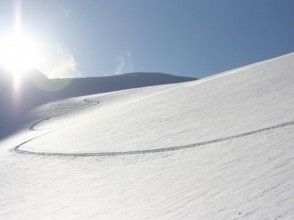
(0, 33, 42, 76)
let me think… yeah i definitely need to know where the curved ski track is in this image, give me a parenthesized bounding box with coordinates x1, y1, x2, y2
(29, 98, 100, 131)
(12, 96, 294, 157)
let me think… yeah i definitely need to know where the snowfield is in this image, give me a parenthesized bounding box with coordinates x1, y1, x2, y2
(0, 53, 294, 219)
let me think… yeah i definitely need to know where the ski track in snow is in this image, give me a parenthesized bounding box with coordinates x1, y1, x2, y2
(29, 118, 50, 131)
(12, 96, 294, 157)
(29, 98, 100, 131)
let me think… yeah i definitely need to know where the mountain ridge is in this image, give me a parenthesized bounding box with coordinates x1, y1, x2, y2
(0, 70, 196, 139)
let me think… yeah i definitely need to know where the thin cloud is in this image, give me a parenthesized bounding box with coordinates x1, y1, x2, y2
(115, 50, 134, 75)
(49, 55, 77, 78)
(40, 44, 78, 78)
(58, 4, 71, 17)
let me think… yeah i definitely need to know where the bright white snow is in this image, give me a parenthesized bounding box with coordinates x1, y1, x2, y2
(0, 53, 294, 219)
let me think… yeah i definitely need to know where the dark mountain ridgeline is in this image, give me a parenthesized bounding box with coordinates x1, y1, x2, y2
(0, 69, 196, 139)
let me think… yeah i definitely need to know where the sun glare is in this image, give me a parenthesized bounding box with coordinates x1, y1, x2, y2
(0, 33, 42, 76)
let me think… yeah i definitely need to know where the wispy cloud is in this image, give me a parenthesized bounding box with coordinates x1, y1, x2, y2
(40, 44, 78, 78)
(58, 4, 71, 17)
(115, 50, 134, 75)
(49, 54, 77, 78)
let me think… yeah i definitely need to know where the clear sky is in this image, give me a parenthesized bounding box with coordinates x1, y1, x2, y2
(0, 0, 293, 78)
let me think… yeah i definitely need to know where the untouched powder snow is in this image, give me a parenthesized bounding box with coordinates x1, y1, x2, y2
(0, 53, 294, 219)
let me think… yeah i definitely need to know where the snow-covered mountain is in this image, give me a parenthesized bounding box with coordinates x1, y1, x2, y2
(0, 53, 293, 219)
(0, 71, 195, 139)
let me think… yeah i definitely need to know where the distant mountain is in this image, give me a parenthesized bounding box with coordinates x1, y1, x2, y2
(0, 70, 196, 138)
(49, 72, 196, 99)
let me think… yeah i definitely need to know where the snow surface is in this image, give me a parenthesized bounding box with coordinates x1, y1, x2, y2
(0, 53, 294, 219)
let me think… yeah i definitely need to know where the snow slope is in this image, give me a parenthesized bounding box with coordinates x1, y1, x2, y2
(0, 70, 195, 139)
(0, 53, 294, 219)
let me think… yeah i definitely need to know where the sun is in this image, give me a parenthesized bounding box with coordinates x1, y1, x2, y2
(0, 33, 42, 76)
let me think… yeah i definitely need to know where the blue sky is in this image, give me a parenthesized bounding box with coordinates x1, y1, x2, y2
(0, 0, 293, 78)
